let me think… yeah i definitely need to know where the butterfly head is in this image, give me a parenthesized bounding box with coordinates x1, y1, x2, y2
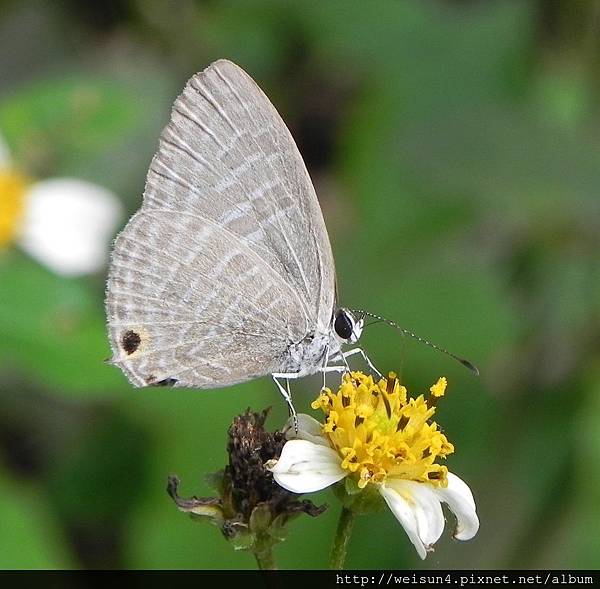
(333, 308, 363, 344)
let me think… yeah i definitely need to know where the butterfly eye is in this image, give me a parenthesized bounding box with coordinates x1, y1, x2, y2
(334, 309, 354, 341)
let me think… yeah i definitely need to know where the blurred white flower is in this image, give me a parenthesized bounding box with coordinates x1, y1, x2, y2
(0, 133, 122, 276)
(270, 372, 480, 560)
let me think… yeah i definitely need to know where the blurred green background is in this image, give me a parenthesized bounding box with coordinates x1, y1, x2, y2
(1, 0, 599, 570)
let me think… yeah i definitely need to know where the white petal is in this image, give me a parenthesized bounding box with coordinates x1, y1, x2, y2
(0, 131, 11, 168)
(284, 413, 330, 446)
(381, 480, 445, 558)
(269, 439, 346, 494)
(380, 485, 427, 559)
(434, 472, 479, 541)
(18, 178, 122, 276)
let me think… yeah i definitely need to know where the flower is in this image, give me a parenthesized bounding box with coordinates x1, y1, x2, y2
(270, 372, 479, 559)
(0, 133, 122, 276)
(168, 409, 326, 562)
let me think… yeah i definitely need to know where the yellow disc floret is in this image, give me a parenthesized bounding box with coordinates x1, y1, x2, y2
(312, 372, 454, 489)
(430, 377, 448, 398)
(0, 170, 28, 247)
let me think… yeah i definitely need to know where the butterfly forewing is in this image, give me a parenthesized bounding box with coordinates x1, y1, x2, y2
(106, 60, 336, 388)
(145, 59, 335, 322)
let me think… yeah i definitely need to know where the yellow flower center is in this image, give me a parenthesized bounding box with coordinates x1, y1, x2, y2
(0, 169, 28, 247)
(312, 372, 454, 490)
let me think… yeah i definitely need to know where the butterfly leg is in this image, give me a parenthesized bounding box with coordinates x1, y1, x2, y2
(272, 373, 300, 431)
(271, 365, 347, 432)
(341, 347, 382, 379)
(319, 345, 346, 391)
(315, 364, 346, 394)
(321, 365, 346, 374)
(321, 345, 330, 391)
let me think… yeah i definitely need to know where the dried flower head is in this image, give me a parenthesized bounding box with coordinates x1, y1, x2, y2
(168, 409, 326, 561)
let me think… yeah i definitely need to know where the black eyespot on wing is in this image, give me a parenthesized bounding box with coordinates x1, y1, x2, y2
(156, 378, 178, 387)
(122, 330, 141, 354)
(145, 375, 178, 386)
(334, 310, 353, 340)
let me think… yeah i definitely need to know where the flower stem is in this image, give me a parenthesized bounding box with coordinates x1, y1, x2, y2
(254, 546, 277, 570)
(329, 506, 356, 569)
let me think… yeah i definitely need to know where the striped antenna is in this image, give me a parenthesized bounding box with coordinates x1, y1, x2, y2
(350, 309, 479, 376)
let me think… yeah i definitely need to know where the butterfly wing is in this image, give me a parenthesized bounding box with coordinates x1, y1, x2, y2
(107, 209, 308, 387)
(143, 59, 335, 326)
(106, 60, 335, 387)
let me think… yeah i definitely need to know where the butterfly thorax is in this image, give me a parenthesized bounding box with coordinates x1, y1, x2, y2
(280, 329, 338, 377)
(289, 308, 363, 375)
(278, 308, 363, 377)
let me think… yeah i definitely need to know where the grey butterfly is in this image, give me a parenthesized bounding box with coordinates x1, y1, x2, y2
(105, 59, 373, 410)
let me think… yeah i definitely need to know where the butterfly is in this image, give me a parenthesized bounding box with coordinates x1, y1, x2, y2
(105, 59, 374, 413)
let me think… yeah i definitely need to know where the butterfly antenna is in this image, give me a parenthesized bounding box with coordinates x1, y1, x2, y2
(351, 309, 479, 376)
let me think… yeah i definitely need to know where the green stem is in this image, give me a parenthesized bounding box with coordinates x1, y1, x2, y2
(329, 506, 356, 569)
(254, 545, 277, 570)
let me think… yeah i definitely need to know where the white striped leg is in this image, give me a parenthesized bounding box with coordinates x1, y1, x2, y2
(272, 366, 347, 383)
(272, 375, 297, 431)
(321, 345, 331, 391)
(335, 347, 382, 379)
(319, 364, 347, 391)
(320, 346, 346, 391)
(272, 366, 348, 432)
